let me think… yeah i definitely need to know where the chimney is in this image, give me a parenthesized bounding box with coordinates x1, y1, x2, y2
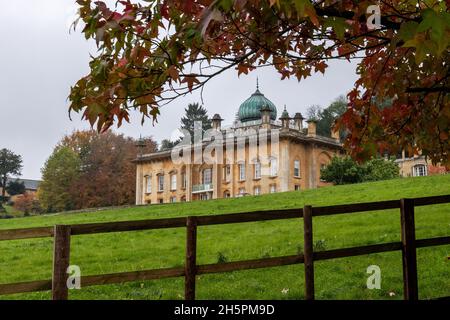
(307, 120, 317, 137)
(331, 126, 340, 141)
(211, 114, 223, 130)
(260, 105, 272, 125)
(293, 113, 304, 131)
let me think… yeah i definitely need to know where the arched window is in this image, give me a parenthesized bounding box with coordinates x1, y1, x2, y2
(413, 164, 427, 177)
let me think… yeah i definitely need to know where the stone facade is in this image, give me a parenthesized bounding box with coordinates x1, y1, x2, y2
(395, 151, 448, 177)
(134, 87, 344, 205)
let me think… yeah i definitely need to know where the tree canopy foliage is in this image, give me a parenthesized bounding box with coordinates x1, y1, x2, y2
(180, 102, 211, 140)
(5, 180, 26, 197)
(307, 95, 347, 137)
(38, 146, 81, 212)
(69, 0, 449, 165)
(38, 131, 157, 212)
(0, 148, 23, 201)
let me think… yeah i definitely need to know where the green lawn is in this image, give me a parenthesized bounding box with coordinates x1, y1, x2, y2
(0, 175, 449, 300)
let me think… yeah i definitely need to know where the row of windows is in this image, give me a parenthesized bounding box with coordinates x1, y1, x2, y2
(145, 174, 187, 194)
(145, 160, 302, 194)
(228, 159, 301, 181)
(236, 183, 300, 196)
(147, 183, 303, 204)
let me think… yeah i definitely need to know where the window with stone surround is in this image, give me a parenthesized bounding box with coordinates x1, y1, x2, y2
(145, 175, 152, 194)
(170, 174, 177, 190)
(157, 174, 164, 192)
(202, 168, 212, 184)
(270, 158, 278, 177)
(294, 160, 300, 177)
(238, 162, 246, 181)
(254, 160, 261, 179)
(413, 164, 427, 177)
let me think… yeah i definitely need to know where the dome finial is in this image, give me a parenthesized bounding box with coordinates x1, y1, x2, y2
(256, 77, 259, 90)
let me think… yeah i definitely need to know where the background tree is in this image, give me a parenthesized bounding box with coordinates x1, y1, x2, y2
(159, 138, 179, 151)
(319, 95, 347, 138)
(69, 1, 450, 165)
(5, 180, 26, 197)
(70, 131, 156, 208)
(180, 103, 212, 141)
(306, 105, 322, 122)
(13, 193, 42, 216)
(307, 95, 347, 137)
(39, 130, 157, 212)
(38, 147, 81, 212)
(0, 149, 23, 202)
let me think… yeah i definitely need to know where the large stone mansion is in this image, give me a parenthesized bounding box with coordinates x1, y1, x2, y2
(134, 85, 344, 205)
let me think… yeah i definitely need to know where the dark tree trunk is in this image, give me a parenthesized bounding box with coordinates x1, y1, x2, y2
(1, 176, 7, 202)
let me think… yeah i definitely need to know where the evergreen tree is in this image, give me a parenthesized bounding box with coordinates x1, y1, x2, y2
(180, 103, 212, 141)
(159, 139, 180, 151)
(306, 96, 347, 137)
(5, 180, 26, 196)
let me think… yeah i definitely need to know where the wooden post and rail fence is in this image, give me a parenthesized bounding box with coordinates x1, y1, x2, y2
(0, 195, 449, 300)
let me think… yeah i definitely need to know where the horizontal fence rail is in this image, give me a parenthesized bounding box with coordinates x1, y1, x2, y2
(0, 194, 449, 300)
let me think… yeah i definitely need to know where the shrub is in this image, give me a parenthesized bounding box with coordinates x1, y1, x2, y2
(320, 156, 365, 185)
(321, 156, 400, 185)
(362, 158, 400, 181)
(13, 193, 42, 215)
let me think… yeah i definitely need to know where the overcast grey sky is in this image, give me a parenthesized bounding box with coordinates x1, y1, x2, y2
(0, 0, 358, 180)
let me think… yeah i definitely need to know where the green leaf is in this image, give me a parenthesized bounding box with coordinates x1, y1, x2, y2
(325, 17, 348, 41)
(398, 21, 418, 42)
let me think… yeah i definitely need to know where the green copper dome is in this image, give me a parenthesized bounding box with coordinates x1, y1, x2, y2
(238, 87, 277, 122)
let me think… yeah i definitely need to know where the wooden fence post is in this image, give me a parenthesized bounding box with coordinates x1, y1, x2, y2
(303, 205, 315, 300)
(185, 216, 198, 300)
(400, 198, 418, 300)
(52, 225, 71, 300)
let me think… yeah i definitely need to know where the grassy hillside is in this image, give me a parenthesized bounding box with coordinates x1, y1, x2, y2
(0, 175, 449, 300)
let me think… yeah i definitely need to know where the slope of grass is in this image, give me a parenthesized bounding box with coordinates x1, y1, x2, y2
(0, 175, 448, 300)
